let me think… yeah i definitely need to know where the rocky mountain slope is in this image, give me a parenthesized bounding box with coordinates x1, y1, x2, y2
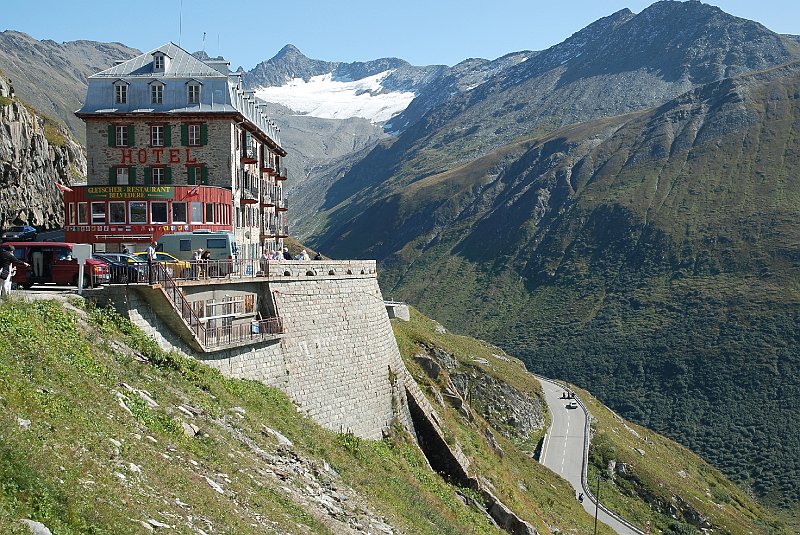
(0, 297, 782, 533)
(0, 31, 140, 142)
(309, 53, 800, 514)
(0, 74, 86, 230)
(303, 0, 799, 227)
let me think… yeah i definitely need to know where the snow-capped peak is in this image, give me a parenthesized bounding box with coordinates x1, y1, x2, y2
(254, 70, 416, 123)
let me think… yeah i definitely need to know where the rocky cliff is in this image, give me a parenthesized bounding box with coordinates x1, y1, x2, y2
(0, 75, 86, 230)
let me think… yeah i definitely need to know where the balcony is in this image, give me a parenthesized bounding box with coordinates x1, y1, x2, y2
(276, 168, 287, 181)
(240, 185, 259, 205)
(240, 148, 257, 164)
(261, 195, 275, 208)
(266, 223, 289, 237)
(276, 198, 288, 211)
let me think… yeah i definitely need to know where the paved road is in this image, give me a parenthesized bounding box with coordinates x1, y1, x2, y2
(538, 378, 642, 535)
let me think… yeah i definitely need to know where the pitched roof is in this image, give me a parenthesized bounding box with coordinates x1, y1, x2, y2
(91, 42, 227, 79)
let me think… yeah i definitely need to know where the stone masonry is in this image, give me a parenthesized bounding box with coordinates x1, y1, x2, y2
(102, 260, 415, 439)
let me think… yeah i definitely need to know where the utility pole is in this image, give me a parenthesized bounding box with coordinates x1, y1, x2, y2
(594, 474, 602, 535)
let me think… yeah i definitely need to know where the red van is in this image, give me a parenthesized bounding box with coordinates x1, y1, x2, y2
(6, 242, 111, 289)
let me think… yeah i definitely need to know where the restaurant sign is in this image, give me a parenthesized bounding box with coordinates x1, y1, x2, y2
(87, 186, 174, 199)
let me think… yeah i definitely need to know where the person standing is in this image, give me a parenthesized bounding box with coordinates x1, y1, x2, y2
(259, 249, 269, 275)
(147, 240, 158, 283)
(282, 247, 292, 261)
(300, 249, 310, 261)
(192, 248, 203, 279)
(0, 245, 29, 298)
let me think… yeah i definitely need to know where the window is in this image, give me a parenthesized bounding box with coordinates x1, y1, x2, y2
(172, 202, 187, 223)
(78, 202, 88, 225)
(188, 83, 200, 104)
(179, 239, 192, 252)
(190, 202, 203, 223)
(154, 55, 164, 70)
(188, 124, 201, 146)
(207, 238, 227, 250)
(116, 166, 129, 185)
(91, 202, 106, 224)
(152, 167, 166, 185)
(109, 202, 126, 224)
(151, 125, 164, 147)
(68, 204, 76, 225)
(205, 203, 215, 224)
(130, 201, 147, 223)
(115, 84, 127, 104)
(151, 84, 163, 104)
(151, 202, 168, 223)
(115, 125, 128, 147)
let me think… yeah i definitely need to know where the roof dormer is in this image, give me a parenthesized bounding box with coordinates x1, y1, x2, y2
(152, 51, 170, 73)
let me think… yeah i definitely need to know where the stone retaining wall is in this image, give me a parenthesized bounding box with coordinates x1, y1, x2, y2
(99, 261, 413, 439)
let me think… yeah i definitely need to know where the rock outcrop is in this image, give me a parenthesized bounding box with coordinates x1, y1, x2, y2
(0, 75, 85, 230)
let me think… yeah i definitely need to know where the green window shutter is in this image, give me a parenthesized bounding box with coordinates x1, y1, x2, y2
(164, 124, 172, 147)
(109, 167, 116, 185)
(130, 166, 137, 185)
(144, 167, 152, 185)
(108, 125, 115, 147)
(188, 166, 196, 185)
(201, 166, 208, 185)
(165, 166, 172, 184)
(200, 124, 208, 146)
(181, 124, 188, 146)
(127, 125, 135, 147)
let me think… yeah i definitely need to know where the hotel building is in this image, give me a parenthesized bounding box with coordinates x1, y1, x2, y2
(65, 43, 288, 260)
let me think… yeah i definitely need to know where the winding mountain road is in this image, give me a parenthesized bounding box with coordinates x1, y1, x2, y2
(537, 378, 643, 535)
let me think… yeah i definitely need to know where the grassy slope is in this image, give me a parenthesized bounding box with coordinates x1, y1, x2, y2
(0, 298, 507, 535)
(578, 384, 784, 534)
(0, 297, 784, 533)
(392, 307, 616, 534)
(391, 307, 785, 534)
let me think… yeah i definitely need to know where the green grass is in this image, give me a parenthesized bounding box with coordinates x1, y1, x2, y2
(392, 306, 787, 534)
(0, 298, 512, 534)
(392, 307, 617, 534)
(579, 385, 785, 534)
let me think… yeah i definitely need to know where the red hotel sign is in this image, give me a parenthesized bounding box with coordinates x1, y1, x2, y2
(119, 147, 198, 165)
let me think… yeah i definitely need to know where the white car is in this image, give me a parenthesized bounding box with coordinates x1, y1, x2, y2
(566, 401, 578, 409)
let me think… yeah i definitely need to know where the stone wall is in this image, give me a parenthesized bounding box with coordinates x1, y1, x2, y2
(101, 261, 414, 439)
(84, 117, 233, 188)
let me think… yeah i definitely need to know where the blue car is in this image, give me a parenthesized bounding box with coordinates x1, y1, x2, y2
(2, 225, 37, 242)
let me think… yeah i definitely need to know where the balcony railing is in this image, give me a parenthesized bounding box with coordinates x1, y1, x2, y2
(152, 262, 284, 349)
(276, 198, 288, 211)
(241, 147, 257, 164)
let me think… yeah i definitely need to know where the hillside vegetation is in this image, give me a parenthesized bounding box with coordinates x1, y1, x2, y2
(0, 297, 784, 533)
(0, 298, 508, 534)
(392, 307, 786, 534)
(311, 58, 800, 515)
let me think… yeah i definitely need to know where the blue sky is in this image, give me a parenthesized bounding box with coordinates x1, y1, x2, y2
(2, 1, 798, 68)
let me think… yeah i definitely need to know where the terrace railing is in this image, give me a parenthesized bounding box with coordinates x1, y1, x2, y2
(152, 263, 284, 350)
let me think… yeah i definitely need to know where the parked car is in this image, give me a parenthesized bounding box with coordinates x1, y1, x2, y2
(6, 242, 110, 288)
(2, 225, 37, 242)
(133, 251, 191, 278)
(93, 253, 146, 284)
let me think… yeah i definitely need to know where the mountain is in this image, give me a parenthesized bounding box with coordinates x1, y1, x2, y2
(303, 1, 800, 512)
(0, 31, 140, 142)
(244, 44, 446, 124)
(303, 0, 798, 223)
(0, 74, 86, 230)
